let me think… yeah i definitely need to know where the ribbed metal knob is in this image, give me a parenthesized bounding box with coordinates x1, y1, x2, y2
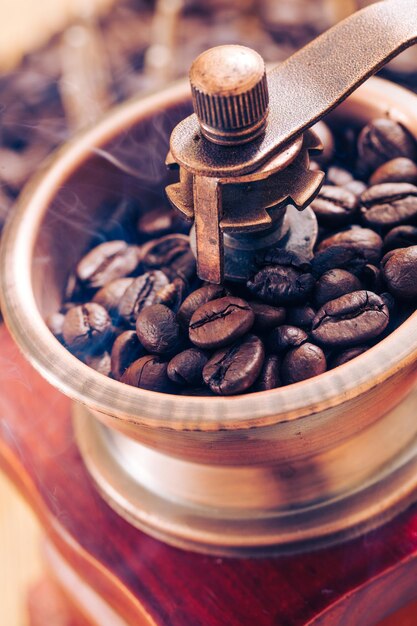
(189, 45, 269, 146)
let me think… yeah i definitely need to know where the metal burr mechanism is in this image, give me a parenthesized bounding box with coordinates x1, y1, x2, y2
(166, 44, 324, 283)
(167, 0, 417, 284)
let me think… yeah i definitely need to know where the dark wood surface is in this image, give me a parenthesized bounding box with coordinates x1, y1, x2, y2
(2, 323, 417, 626)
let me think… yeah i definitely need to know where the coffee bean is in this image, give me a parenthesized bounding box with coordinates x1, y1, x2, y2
(46, 312, 65, 340)
(312, 245, 369, 277)
(177, 284, 229, 328)
(361, 264, 383, 293)
(118, 270, 169, 327)
(268, 325, 308, 354)
(163, 249, 196, 282)
(358, 118, 417, 173)
(330, 346, 369, 369)
(141, 234, 195, 280)
(111, 330, 146, 380)
(137, 207, 187, 239)
(254, 249, 310, 270)
(203, 335, 265, 395)
(141, 235, 185, 268)
(312, 121, 334, 164)
(76, 241, 141, 289)
(344, 180, 367, 198)
(138, 207, 173, 238)
(286, 305, 316, 330)
(311, 290, 389, 347)
(167, 348, 208, 386)
(326, 166, 354, 187)
(318, 226, 383, 264)
(154, 277, 187, 312)
(189, 296, 254, 349)
(281, 343, 327, 384)
(85, 352, 112, 376)
(383, 225, 417, 252)
(381, 246, 417, 300)
(247, 265, 315, 305)
(93, 277, 133, 318)
(370, 157, 417, 186)
(380, 292, 396, 312)
(248, 302, 286, 332)
(121, 355, 172, 392)
(310, 185, 357, 227)
(314, 269, 362, 307)
(360, 183, 417, 231)
(62, 303, 112, 353)
(136, 304, 181, 354)
(254, 354, 282, 391)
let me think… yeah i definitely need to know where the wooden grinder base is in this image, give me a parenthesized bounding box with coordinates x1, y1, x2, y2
(3, 323, 417, 626)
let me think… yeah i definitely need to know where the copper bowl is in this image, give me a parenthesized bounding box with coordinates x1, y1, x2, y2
(2, 77, 417, 555)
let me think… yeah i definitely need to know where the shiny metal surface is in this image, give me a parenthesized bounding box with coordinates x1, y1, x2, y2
(190, 205, 318, 282)
(166, 127, 324, 282)
(74, 389, 417, 555)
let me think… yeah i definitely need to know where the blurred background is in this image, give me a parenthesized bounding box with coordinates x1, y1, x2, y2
(0, 0, 417, 624)
(1, 0, 417, 236)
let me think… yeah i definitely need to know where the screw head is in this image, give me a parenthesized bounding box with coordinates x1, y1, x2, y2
(189, 45, 269, 146)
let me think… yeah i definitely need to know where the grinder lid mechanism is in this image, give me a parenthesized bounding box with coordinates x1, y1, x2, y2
(167, 0, 417, 284)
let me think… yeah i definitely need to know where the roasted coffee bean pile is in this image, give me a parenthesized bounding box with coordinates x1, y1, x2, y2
(49, 116, 417, 396)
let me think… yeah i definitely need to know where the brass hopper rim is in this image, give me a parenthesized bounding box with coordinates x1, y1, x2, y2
(1, 77, 417, 435)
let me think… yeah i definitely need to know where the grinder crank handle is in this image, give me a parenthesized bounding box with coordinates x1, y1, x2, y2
(266, 0, 417, 168)
(171, 0, 417, 178)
